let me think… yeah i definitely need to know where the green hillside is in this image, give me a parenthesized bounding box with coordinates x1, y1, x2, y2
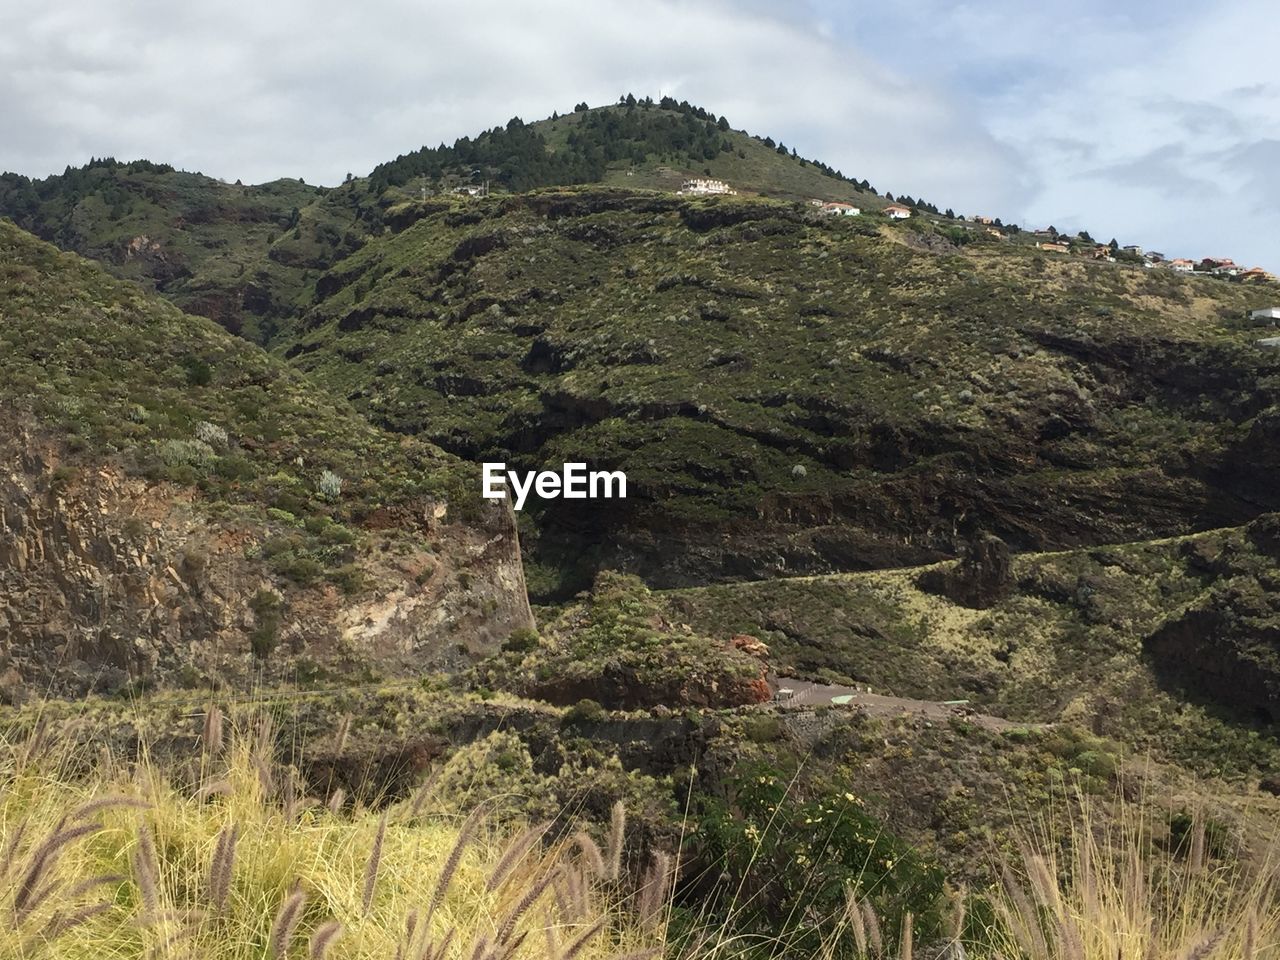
(0, 159, 375, 342)
(5, 96, 1280, 959)
(281, 185, 1280, 597)
(0, 220, 529, 695)
(371, 97, 888, 206)
(0, 217, 472, 519)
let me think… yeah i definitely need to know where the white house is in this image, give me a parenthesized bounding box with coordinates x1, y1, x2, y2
(1251, 307, 1280, 324)
(821, 201, 861, 216)
(883, 203, 912, 219)
(679, 177, 736, 196)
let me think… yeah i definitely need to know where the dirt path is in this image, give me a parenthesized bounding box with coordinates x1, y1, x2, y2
(767, 675, 1033, 732)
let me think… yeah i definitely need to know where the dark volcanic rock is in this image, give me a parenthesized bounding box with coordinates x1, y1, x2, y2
(1144, 579, 1280, 724)
(918, 534, 1013, 609)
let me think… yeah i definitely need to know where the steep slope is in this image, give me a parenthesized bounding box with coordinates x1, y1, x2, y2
(0, 220, 532, 699)
(282, 186, 1280, 597)
(0, 160, 376, 342)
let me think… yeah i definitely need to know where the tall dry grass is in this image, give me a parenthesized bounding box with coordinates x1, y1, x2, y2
(979, 797, 1280, 960)
(4, 705, 1279, 960)
(0, 707, 668, 960)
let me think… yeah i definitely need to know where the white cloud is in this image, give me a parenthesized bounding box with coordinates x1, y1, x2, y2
(1, 0, 1274, 268)
(0, 0, 1029, 212)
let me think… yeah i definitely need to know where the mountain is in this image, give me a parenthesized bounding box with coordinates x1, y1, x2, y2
(0, 101, 891, 344)
(0, 220, 531, 698)
(371, 97, 885, 205)
(5, 97, 1280, 955)
(0, 159, 377, 343)
(281, 185, 1280, 598)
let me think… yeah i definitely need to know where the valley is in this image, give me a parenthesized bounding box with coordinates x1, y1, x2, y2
(2, 97, 1279, 958)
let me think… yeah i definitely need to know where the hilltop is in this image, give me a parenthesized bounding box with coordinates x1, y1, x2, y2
(372, 97, 886, 206)
(0, 100, 899, 343)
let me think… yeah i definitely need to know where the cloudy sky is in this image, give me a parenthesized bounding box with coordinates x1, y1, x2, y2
(2, 0, 1277, 267)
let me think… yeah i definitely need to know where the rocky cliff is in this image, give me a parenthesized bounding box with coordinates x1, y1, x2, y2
(0, 222, 533, 698)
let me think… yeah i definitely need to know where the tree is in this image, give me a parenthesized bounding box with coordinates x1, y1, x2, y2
(717, 115, 730, 131)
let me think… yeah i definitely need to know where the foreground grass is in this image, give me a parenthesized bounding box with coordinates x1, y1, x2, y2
(979, 799, 1280, 960)
(2, 703, 1277, 959)
(0, 712, 664, 959)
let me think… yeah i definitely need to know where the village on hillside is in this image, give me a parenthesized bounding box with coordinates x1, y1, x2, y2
(670, 175, 1276, 285)
(440, 164, 1275, 287)
(1022, 229, 1276, 283)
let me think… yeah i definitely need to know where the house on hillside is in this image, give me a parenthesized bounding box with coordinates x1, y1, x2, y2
(1201, 258, 1241, 276)
(1145, 251, 1165, 263)
(973, 215, 994, 225)
(820, 201, 861, 216)
(1091, 245, 1116, 262)
(884, 203, 912, 220)
(986, 227, 1005, 239)
(1250, 307, 1280, 323)
(1036, 241, 1071, 254)
(679, 177, 736, 196)
(1169, 258, 1195, 273)
(1122, 244, 1143, 255)
(1242, 267, 1277, 284)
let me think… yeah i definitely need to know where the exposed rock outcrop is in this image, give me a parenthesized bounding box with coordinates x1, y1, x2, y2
(0, 421, 533, 699)
(917, 533, 1013, 609)
(1144, 576, 1280, 724)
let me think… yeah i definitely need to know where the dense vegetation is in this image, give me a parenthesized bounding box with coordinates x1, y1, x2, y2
(0, 220, 474, 529)
(282, 185, 1279, 597)
(0, 159, 371, 343)
(370, 97, 874, 197)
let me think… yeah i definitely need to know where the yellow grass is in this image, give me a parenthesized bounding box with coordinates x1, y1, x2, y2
(981, 795, 1280, 960)
(0, 712, 664, 960)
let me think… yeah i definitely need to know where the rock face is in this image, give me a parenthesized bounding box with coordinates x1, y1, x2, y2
(1144, 581, 1280, 724)
(917, 534, 1013, 609)
(1142, 514, 1280, 724)
(0, 420, 533, 700)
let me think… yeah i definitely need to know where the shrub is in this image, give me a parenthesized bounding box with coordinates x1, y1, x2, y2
(194, 420, 229, 447)
(502, 627, 540, 654)
(318, 468, 343, 501)
(562, 699, 608, 727)
(181, 355, 212, 385)
(329, 563, 366, 595)
(156, 438, 215, 468)
(692, 763, 946, 951)
(249, 589, 282, 659)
